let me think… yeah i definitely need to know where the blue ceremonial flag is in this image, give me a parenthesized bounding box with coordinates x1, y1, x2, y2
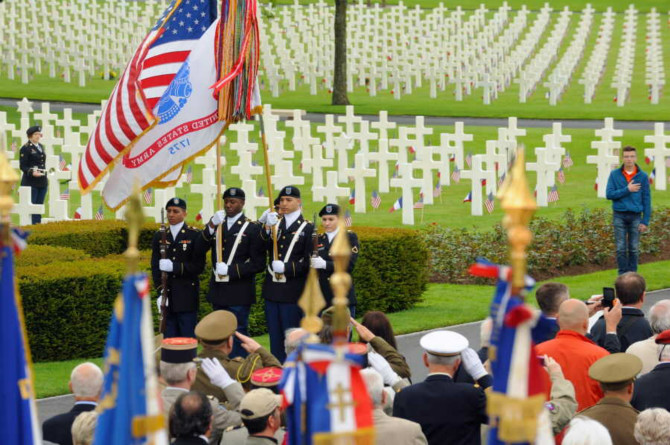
(0, 238, 41, 444)
(93, 274, 167, 445)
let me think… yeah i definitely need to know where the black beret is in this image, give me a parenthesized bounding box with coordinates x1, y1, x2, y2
(223, 187, 245, 200)
(278, 185, 300, 199)
(166, 197, 186, 210)
(27, 126, 41, 137)
(274, 197, 280, 207)
(319, 204, 340, 217)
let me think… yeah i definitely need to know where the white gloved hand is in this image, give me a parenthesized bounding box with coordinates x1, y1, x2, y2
(259, 209, 271, 224)
(156, 295, 162, 312)
(311, 257, 327, 269)
(272, 260, 285, 274)
(266, 212, 279, 226)
(215, 262, 228, 276)
(201, 357, 235, 389)
(368, 351, 401, 386)
(159, 259, 174, 273)
(461, 347, 487, 381)
(211, 210, 225, 226)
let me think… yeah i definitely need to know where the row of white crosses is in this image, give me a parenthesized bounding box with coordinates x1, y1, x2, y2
(544, 5, 594, 105)
(0, 0, 167, 87)
(579, 8, 616, 103)
(645, 8, 665, 104)
(611, 5, 638, 107)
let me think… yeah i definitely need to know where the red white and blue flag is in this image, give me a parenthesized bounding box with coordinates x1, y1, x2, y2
(389, 197, 402, 213)
(557, 166, 565, 184)
(344, 210, 353, 227)
(465, 151, 473, 168)
(562, 151, 573, 168)
(60, 186, 70, 201)
(433, 177, 442, 198)
(451, 165, 461, 183)
(185, 165, 193, 183)
(370, 190, 381, 209)
(650, 168, 656, 184)
(143, 188, 153, 205)
(95, 205, 104, 221)
(74, 207, 83, 220)
(485, 192, 495, 213)
(548, 185, 559, 203)
(348, 189, 355, 205)
(463, 191, 472, 203)
(413, 193, 424, 209)
(59, 154, 68, 171)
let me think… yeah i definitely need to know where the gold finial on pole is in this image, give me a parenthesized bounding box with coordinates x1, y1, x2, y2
(123, 186, 145, 274)
(499, 147, 537, 291)
(0, 152, 19, 244)
(329, 216, 352, 346)
(298, 269, 327, 342)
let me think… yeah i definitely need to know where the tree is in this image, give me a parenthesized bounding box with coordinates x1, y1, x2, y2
(332, 0, 350, 105)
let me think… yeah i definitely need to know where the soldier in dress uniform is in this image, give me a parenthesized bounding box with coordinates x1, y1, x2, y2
(151, 198, 204, 339)
(259, 185, 314, 362)
(200, 187, 265, 358)
(311, 203, 360, 316)
(192, 310, 281, 405)
(19, 125, 48, 224)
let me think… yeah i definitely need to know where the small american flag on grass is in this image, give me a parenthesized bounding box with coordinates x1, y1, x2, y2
(563, 151, 574, 168)
(60, 186, 70, 200)
(95, 205, 104, 220)
(370, 190, 381, 209)
(548, 185, 559, 203)
(451, 165, 460, 183)
(344, 209, 353, 227)
(143, 188, 152, 205)
(485, 192, 495, 213)
(557, 167, 565, 184)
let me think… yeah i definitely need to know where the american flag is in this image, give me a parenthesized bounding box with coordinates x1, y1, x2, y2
(344, 209, 353, 227)
(557, 167, 565, 184)
(485, 192, 495, 213)
(465, 151, 473, 168)
(562, 152, 574, 168)
(413, 194, 424, 209)
(78, 0, 217, 192)
(349, 189, 355, 205)
(10, 141, 17, 152)
(370, 190, 381, 209)
(497, 172, 506, 188)
(74, 207, 82, 220)
(59, 154, 68, 171)
(650, 168, 656, 184)
(258, 186, 265, 197)
(548, 185, 559, 203)
(463, 192, 472, 202)
(95, 205, 104, 221)
(195, 209, 204, 222)
(185, 165, 193, 183)
(143, 187, 153, 205)
(451, 165, 461, 183)
(433, 178, 441, 198)
(60, 186, 70, 200)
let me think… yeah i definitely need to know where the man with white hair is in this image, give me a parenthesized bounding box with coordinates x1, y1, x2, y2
(42, 362, 103, 445)
(631, 330, 670, 412)
(360, 369, 427, 444)
(284, 327, 308, 356)
(392, 330, 488, 445)
(627, 299, 670, 375)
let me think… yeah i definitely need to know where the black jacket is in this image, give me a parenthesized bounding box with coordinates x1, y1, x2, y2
(42, 403, 96, 445)
(315, 230, 359, 307)
(200, 215, 265, 306)
(151, 224, 205, 313)
(631, 363, 670, 412)
(19, 142, 47, 188)
(393, 374, 487, 445)
(171, 437, 208, 445)
(261, 214, 314, 303)
(590, 307, 652, 351)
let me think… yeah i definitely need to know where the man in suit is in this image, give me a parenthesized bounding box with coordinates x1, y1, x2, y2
(627, 299, 670, 375)
(535, 282, 569, 342)
(311, 203, 359, 315)
(393, 330, 488, 445)
(631, 329, 670, 411)
(159, 338, 243, 444)
(590, 272, 653, 351)
(200, 187, 265, 357)
(361, 368, 427, 445)
(259, 185, 314, 362)
(238, 389, 283, 445)
(169, 391, 212, 445)
(42, 362, 103, 445)
(151, 197, 204, 338)
(192, 310, 281, 404)
(579, 353, 643, 445)
(19, 125, 47, 224)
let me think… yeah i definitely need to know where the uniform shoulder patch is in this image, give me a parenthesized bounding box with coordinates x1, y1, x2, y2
(352, 246, 359, 253)
(232, 357, 243, 362)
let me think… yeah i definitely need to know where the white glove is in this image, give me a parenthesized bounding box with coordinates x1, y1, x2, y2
(201, 358, 235, 389)
(159, 259, 173, 272)
(211, 210, 225, 226)
(368, 351, 401, 386)
(266, 212, 279, 226)
(461, 347, 487, 381)
(259, 208, 271, 224)
(272, 260, 285, 274)
(215, 262, 228, 276)
(311, 257, 327, 269)
(156, 295, 162, 313)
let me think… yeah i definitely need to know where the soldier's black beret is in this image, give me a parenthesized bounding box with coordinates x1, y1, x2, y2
(319, 204, 340, 217)
(166, 197, 186, 210)
(278, 185, 300, 199)
(27, 126, 41, 137)
(223, 187, 245, 200)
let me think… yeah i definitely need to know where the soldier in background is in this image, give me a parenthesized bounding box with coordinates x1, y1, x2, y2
(19, 125, 47, 224)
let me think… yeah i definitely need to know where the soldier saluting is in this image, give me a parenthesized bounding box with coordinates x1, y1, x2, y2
(151, 198, 204, 338)
(200, 187, 265, 358)
(19, 125, 48, 224)
(259, 185, 314, 362)
(311, 204, 360, 316)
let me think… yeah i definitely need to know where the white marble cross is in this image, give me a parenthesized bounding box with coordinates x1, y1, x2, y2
(367, 138, 399, 193)
(644, 123, 670, 191)
(389, 162, 424, 225)
(351, 152, 376, 213)
(313, 170, 350, 203)
(241, 179, 268, 220)
(588, 118, 622, 198)
(11, 186, 45, 226)
(527, 145, 561, 207)
(316, 114, 342, 159)
(230, 122, 262, 182)
(439, 122, 473, 171)
(460, 154, 496, 216)
(306, 143, 334, 191)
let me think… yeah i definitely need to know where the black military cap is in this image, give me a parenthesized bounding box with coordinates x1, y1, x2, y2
(278, 185, 300, 199)
(166, 197, 186, 210)
(319, 203, 340, 217)
(223, 187, 245, 200)
(274, 197, 280, 207)
(26, 126, 41, 137)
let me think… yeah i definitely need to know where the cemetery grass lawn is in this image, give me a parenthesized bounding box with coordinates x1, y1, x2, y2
(33, 259, 670, 398)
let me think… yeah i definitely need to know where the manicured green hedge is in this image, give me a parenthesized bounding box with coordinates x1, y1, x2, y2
(19, 223, 428, 360)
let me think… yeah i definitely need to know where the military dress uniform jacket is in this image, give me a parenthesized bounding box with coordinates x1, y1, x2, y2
(19, 142, 47, 188)
(578, 396, 639, 445)
(315, 231, 359, 307)
(631, 363, 670, 411)
(192, 347, 282, 404)
(151, 225, 204, 313)
(200, 216, 265, 306)
(261, 215, 314, 303)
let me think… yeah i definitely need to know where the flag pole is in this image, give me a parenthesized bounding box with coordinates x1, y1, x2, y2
(215, 137, 224, 275)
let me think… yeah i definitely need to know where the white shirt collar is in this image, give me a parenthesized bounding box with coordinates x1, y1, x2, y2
(74, 401, 97, 406)
(326, 227, 340, 243)
(170, 221, 185, 240)
(427, 371, 453, 378)
(283, 209, 301, 229)
(226, 212, 243, 229)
